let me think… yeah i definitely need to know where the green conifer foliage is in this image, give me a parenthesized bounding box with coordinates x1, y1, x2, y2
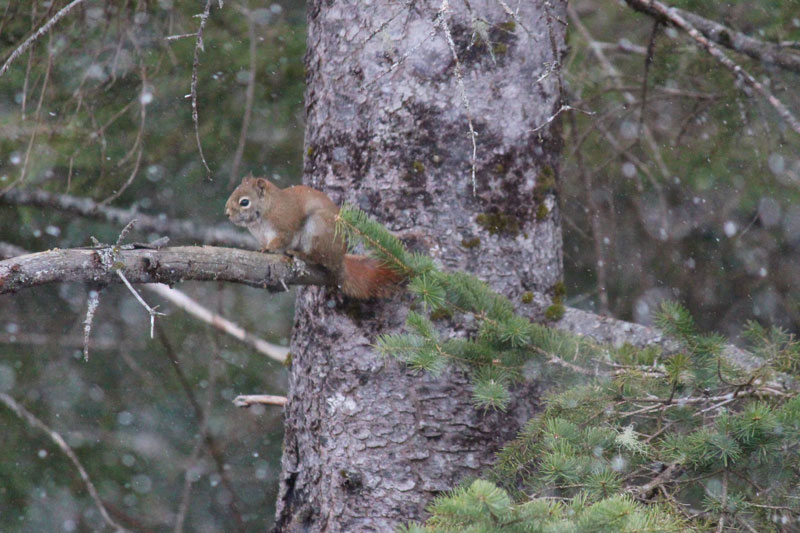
(338, 206, 800, 532)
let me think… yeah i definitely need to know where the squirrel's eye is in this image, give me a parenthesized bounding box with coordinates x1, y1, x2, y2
(239, 198, 250, 207)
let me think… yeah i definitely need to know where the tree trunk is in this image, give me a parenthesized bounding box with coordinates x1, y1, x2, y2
(275, 1, 566, 530)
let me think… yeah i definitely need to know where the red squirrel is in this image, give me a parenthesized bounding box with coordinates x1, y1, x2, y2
(225, 176, 399, 299)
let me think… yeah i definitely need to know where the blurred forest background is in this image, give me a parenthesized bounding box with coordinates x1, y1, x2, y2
(0, 0, 798, 531)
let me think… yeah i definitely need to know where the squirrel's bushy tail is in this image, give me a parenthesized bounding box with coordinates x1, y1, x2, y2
(340, 255, 402, 299)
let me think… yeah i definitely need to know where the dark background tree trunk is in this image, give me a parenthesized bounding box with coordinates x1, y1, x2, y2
(275, 1, 567, 530)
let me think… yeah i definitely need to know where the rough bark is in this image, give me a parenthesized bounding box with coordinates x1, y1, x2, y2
(275, 1, 566, 531)
(0, 246, 326, 294)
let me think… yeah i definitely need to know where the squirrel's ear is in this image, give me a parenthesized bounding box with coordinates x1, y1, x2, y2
(255, 178, 270, 197)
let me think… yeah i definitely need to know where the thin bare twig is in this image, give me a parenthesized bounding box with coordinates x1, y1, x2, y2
(530, 104, 595, 133)
(542, 1, 565, 98)
(0, 393, 129, 532)
(173, 438, 203, 533)
(0, 1, 13, 40)
(0, 0, 89, 78)
(438, 0, 478, 195)
(83, 289, 102, 361)
(116, 33, 149, 169)
(190, 0, 214, 177)
(638, 20, 660, 135)
(111, 220, 165, 339)
(233, 394, 288, 407)
(494, 0, 533, 36)
(144, 283, 289, 363)
(362, 2, 410, 45)
(568, 4, 674, 187)
(117, 270, 165, 339)
(101, 147, 143, 206)
(165, 33, 197, 41)
(114, 218, 139, 248)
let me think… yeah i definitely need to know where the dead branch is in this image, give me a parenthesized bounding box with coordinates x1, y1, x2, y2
(0, 0, 89, 78)
(1, 240, 292, 363)
(0, 188, 254, 248)
(624, 0, 800, 75)
(144, 283, 290, 363)
(233, 394, 288, 407)
(0, 246, 328, 295)
(117, 269, 165, 338)
(173, 437, 203, 533)
(624, 0, 800, 137)
(190, 0, 214, 177)
(630, 460, 683, 500)
(82, 289, 101, 361)
(438, 0, 478, 194)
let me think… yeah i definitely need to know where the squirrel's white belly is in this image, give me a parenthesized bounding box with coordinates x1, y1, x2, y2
(296, 216, 320, 254)
(254, 220, 279, 249)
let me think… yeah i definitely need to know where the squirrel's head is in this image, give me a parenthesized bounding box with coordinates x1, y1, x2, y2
(224, 176, 277, 226)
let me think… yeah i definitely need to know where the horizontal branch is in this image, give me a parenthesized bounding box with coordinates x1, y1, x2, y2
(233, 394, 288, 407)
(558, 307, 785, 380)
(625, 0, 800, 74)
(0, 188, 254, 248)
(0, 246, 328, 295)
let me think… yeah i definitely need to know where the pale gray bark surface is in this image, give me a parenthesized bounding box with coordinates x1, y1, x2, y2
(276, 1, 567, 531)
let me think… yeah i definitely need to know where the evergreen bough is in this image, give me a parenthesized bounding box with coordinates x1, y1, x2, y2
(337, 206, 800, 532)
